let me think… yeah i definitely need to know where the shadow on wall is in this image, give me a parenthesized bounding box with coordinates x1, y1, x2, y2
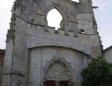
(0, 50, 5, 85)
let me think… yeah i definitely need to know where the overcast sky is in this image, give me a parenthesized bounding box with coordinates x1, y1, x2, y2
(0, 0, 112, 49)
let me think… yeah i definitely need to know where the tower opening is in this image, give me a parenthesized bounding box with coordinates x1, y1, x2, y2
(70, 0, 79, 2)
(47, 8, 63, 30)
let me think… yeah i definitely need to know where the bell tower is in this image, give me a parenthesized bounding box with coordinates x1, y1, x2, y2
(1, 0, 103, 86)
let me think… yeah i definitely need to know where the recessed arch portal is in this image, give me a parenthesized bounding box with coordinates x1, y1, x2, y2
(45, 60, 72, 80)
(44, 58, 74, 86)
(43, 58, 74, 86)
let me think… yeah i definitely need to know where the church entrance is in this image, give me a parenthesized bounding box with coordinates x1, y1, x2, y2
(45, 80, 68, 86)
(44, 60, 74, 86)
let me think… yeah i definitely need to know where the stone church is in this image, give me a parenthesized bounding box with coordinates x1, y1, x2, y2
(1, 0, 112, 86)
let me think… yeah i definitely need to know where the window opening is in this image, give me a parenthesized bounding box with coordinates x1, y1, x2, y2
(70, 0, 79, 3)
(47, 8, 63, 30)
(79, 29, 86, 34)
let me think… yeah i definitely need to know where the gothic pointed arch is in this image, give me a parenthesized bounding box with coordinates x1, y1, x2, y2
(47, 8, 63, 29)
(45, 4, 68, 29)
(43, 57, 74, 81)
(70, 0, 79, 2)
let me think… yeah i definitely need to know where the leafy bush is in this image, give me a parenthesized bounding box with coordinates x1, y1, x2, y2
(81, 57, 112, 86)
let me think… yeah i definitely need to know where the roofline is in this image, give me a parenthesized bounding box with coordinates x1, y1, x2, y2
(104, 46, 112, 52)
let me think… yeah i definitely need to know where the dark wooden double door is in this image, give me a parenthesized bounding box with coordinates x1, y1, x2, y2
(45, 81, 68, 86)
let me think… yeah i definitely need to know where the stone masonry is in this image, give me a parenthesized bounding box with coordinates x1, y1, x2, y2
(1, 0, 103, 86)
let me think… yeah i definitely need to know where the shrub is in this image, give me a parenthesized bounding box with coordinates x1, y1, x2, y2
(81, 57, 112, 86)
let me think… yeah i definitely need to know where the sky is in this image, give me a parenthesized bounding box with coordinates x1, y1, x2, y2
(0, 0, 112, 49)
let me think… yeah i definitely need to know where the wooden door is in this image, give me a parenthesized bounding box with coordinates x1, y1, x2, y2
(45, 81, 56, 86)
(59, 81, 68, 86)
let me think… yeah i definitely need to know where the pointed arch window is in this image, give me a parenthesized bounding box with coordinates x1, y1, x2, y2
(47, 8, 63, 30)
(70, 0, 79, 2)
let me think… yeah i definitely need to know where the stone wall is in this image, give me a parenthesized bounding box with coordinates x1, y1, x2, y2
(104, 46, 112, 63)
(29, 47, 90, 86)
(0, 50, 5, 85)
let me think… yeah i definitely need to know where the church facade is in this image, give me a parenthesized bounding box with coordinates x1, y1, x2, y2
(0, 0, 105, 86)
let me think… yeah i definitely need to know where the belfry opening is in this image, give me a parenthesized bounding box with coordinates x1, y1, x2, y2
(47, 8, 63, 30)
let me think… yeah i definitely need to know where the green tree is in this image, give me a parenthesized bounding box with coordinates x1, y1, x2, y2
(81, 57, 112, 86)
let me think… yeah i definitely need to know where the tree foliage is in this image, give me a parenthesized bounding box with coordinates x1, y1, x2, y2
(81, 57, 112, 86)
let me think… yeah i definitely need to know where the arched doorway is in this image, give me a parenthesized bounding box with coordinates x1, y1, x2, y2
(44, 59, 74, 86)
